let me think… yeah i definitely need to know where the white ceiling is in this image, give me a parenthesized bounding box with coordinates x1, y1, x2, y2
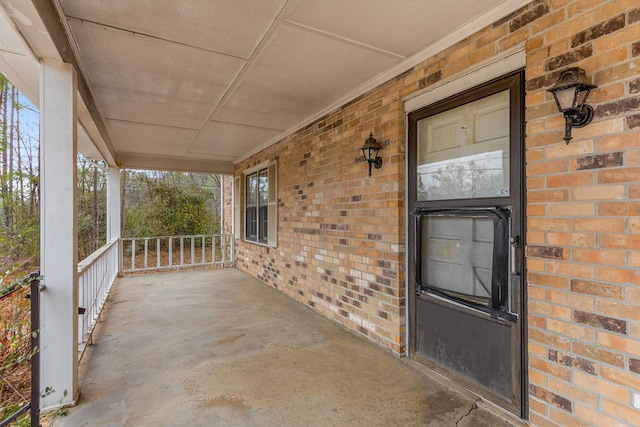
(0, 0, 529, 172)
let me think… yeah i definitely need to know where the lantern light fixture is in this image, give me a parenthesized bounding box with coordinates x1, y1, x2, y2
(360, 133, 382, 177)
(547, 67, 597, 144)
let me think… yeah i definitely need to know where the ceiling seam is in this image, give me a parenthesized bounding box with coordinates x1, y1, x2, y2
(280, 20, 405, 60)
(184, 0, 294, 157)
(207, 119, 284, 132)
(61, 12, 249, 160)
(0, 47, 29, 56)
(104, 117, 202, 132)
(64, 15, 248, 61)
(105, 118, 284, 135)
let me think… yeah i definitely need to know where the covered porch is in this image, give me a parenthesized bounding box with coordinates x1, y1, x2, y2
(50, 268, 513, 427)
(3, 0, 640, 425)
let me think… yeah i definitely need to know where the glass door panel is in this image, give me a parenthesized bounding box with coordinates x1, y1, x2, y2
(416, 90, 510, 201)
(422, 216, 494, 305)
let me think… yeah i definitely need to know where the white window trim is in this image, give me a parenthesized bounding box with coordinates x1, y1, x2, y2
(234, 175, 240, 240)
(243, 160, 270, 176)
(241, 159, 277, 248)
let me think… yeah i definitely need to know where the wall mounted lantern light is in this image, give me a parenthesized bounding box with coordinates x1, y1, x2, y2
(361, 133, 382, 177)
(547, 67, 597, 144)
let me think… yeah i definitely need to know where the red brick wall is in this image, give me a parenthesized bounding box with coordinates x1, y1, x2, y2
(234, 1, 640, 424)
(524, 1, 640, 425)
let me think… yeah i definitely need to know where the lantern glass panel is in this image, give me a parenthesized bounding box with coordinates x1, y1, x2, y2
(362, 147, 377, 161)
(576, 89, 591, 107)
(554, 87, 577, 112)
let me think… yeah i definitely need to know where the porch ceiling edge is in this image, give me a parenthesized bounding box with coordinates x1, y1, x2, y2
(117, 152, 235, 174)
(31, 0, 117, 165)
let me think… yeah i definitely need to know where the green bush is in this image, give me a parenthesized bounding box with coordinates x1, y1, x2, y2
(123, 172, 221, 238)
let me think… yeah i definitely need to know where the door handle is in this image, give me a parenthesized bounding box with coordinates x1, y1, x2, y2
(510, 235, 519, 276)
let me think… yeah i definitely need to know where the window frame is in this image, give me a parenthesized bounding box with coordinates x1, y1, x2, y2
(245, 170, 259, 242)
(242, 160, 277, 248)
(412, 208, 513, 321)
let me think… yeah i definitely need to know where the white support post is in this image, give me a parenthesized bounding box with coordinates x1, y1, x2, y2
(39, 60, 79, 409)
(106, 167, 121, 275)
(106, 166, 121, 242)
(219, 176, 224, 234)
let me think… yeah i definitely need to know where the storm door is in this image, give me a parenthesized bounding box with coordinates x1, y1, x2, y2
(407, 71, 525, 417)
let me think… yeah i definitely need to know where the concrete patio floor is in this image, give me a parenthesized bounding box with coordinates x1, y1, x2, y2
(50, 268, 518, 427)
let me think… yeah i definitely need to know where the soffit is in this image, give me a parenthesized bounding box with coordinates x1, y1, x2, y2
(0, 3, 39, 102)
(67, 19, 246, 130)
(2, 0, 530, 172)
(212, 23, 400, 130)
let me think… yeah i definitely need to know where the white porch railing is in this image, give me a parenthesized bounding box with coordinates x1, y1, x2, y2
(77, 238, 119, 358)
(75, 234, 234, 358)
(120, 234, 234, 274)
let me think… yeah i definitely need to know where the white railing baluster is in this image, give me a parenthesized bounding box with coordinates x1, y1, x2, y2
(144, 238, 149, 268)
(222, 235, 227, 263)
(78, 274, 84, 344)
(201, 236, 205, 264)
(131, 239, 136, 271)
(169, 237, 173, 267)
(180, 237, 184, 265)
(118, 233, 234, 273)
(77, 239, 119, 361)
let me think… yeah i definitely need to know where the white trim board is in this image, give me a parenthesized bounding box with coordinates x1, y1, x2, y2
(404, 49, 526, 113)
(242, 160, 270, 175)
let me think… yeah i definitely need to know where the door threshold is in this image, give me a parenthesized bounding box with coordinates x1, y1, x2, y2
(401, 358, 529, 427)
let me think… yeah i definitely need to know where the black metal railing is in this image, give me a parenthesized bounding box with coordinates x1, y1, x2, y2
(0, 272, 43, 427)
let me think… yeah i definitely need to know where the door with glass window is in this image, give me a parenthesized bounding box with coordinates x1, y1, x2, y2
(408, 71, 525, 417)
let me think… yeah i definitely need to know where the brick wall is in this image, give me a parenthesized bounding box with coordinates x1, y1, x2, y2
(524, 0, 640, 425)
(234, 0, 640, 424)
(235, 84, 407, 353)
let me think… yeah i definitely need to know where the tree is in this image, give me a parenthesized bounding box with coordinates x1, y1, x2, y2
(0, 75, 39, 265)
(122, 170, 221, 238)
(77, 156, 107, 259)
(0, 72, 224, 265)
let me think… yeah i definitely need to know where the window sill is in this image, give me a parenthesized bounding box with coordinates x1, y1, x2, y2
(242, 239, 271, 248)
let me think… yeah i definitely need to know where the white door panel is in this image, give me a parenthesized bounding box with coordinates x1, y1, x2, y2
(421, 217, 493, 302)
(416, 90, 510, 201)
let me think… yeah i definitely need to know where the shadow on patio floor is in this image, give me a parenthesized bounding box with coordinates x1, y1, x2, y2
(50, 268, 517, 427)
